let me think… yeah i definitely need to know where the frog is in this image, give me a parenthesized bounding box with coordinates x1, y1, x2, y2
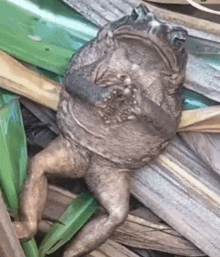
(13, 5, 188, 257)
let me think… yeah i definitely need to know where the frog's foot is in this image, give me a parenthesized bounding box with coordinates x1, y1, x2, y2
(13, 221, 37, 241)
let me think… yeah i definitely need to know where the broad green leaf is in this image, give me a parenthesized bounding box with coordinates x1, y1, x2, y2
(0, 24, 73, 75)
(39, 192, 98, 257)
(0, 0, 98, 75)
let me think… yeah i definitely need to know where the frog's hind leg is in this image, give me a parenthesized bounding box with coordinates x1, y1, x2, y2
(63, 155, 130, 257)
(13, 136, 90, 241)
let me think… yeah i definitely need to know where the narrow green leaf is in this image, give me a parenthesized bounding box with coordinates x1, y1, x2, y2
(0, 88, 39, 256)
(182, 89, 219, 110)
(22, 239, 39, 257)
(0, 97, 20, 213)
(39, 192, 98, 257)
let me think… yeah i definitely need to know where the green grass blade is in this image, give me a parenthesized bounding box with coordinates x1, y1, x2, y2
(0, 88, 39, 256)
(0, 90, 28, 199)
(22, 239, 39, 257)
(39, 192, 98, 257)
(0, 96, 20, 214)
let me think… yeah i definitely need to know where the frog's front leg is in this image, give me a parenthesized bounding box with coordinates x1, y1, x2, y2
(63, 58, 114, 107)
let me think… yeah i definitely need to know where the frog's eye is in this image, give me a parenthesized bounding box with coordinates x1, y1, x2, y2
(131, 8, 139, 21)
(131, 5, 149, 21)
(170, 28, 187, 48)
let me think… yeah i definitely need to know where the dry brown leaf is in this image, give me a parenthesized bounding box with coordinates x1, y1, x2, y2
(180, 132, 220, 176)
(145, 0, 219, 4)
(0, 51, 61, 110)
(0, 191, 25, 257)
(131, 136, 220, 257)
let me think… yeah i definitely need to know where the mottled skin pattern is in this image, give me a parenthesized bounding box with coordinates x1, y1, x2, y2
(13, 5, 188, 257)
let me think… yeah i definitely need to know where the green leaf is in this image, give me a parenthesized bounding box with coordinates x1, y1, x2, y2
(39, 192, 98, 257)
(182, 88, 218, 110)
(22, 239, 39, 257)
(0, 0, 98, 75)
(0, 24, 73, 75)
(0, 89, 28, 214)
(0, 88, 39, 256)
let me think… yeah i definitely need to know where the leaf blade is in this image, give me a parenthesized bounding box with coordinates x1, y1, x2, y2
(39, 192, 98, 256)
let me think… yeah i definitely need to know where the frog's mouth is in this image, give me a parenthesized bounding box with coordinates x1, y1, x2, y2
(114, 31, 188, 73)
(111, 5, 188, 72)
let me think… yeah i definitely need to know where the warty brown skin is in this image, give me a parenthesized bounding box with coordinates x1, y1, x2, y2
(13, 5, 188, 257)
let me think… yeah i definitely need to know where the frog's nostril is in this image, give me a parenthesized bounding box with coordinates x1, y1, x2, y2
(131, 5, 150, 21)
(131, 8, 139, 21)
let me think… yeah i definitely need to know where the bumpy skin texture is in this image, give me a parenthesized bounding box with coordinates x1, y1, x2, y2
(13, 5, 188, 257)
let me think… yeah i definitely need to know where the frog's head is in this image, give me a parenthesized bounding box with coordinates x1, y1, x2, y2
(96, 5, 188, 83)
